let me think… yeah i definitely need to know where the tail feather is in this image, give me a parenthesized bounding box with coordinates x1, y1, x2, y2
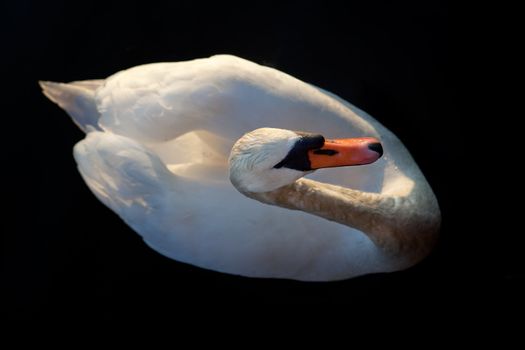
(39, 80, 104, 132)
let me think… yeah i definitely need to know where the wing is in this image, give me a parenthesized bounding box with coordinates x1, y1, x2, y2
(73, 131, 180, 238)
(95, 56, 243, 143)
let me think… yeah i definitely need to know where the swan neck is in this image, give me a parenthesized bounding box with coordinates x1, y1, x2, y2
(244, 178, 440, 260)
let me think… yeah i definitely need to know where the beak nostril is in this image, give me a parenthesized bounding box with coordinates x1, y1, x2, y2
(368, 142, 383, 157)
(313, 149, 338, 156)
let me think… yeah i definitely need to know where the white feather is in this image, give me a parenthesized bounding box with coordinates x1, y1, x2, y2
(41, 54, 430, 281)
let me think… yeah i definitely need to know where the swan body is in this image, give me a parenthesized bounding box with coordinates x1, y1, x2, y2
(40, 54, 440, 281)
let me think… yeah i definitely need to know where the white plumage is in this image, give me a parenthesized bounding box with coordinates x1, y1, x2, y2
(40, 54, 440, 281)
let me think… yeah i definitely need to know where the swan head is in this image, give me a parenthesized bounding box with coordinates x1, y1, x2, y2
(229, 127, 383, 193)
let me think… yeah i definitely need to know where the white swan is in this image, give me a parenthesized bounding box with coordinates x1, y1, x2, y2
(40, 54, 440, 281)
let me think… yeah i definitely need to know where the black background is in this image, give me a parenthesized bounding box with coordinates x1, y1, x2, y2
(2, 0, 520, 320)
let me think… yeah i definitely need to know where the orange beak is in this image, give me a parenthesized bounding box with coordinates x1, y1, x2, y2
(307, 137, 383, 169)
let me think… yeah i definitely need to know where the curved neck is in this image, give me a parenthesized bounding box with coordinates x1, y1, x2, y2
(243, 177, 440, 262)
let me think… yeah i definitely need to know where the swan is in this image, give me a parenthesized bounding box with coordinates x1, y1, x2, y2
(40, 54, 440, 281)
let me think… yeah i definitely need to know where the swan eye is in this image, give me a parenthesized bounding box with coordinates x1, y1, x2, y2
(273, 134, 325, 171)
